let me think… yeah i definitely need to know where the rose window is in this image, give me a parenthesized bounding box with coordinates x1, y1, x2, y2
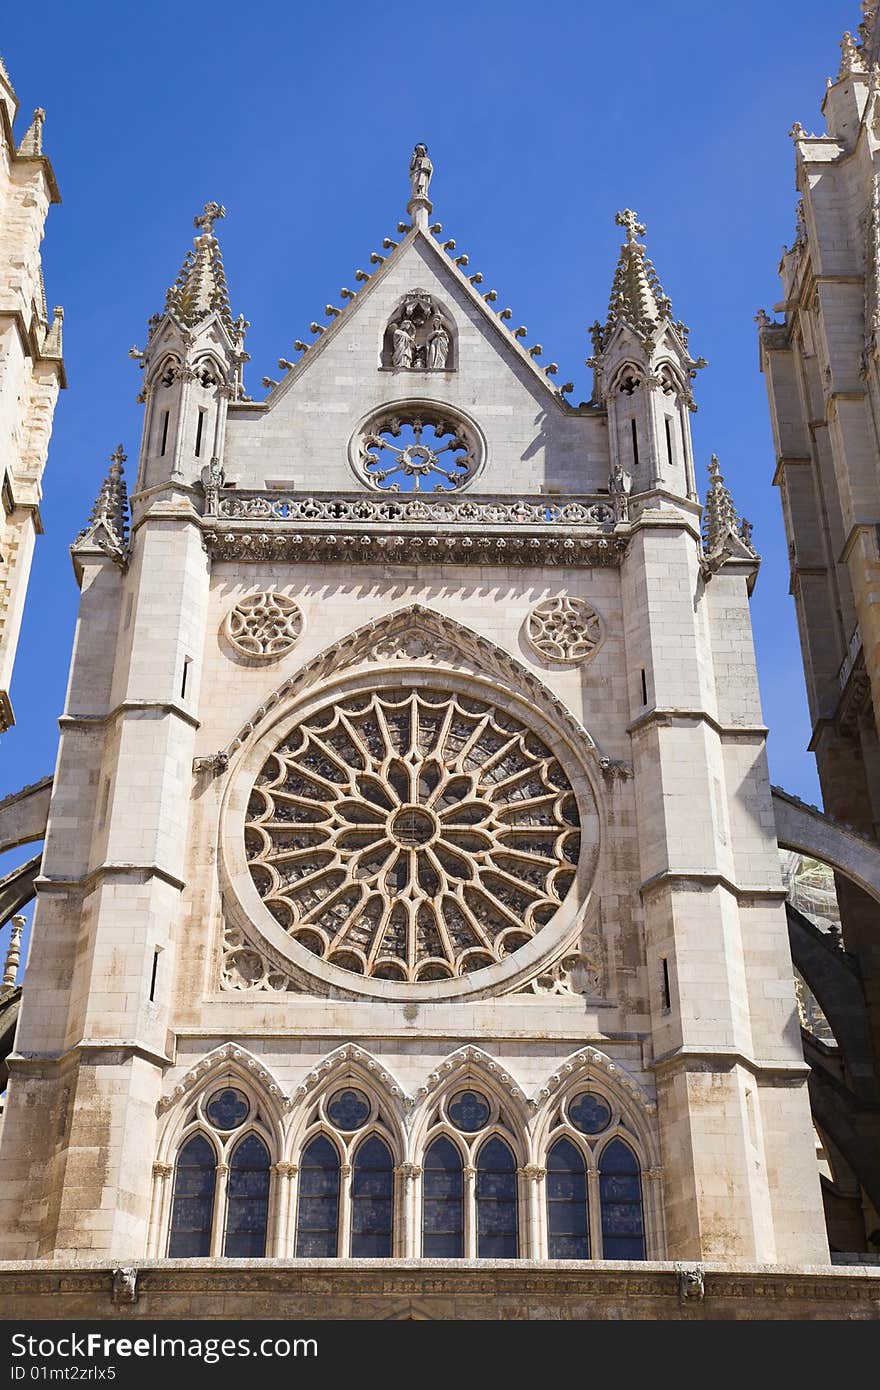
(244, 688, 582, 983)
(357, 411, 478, 492)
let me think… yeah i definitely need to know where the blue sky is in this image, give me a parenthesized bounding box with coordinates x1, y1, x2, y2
(1, 0, 856, 822)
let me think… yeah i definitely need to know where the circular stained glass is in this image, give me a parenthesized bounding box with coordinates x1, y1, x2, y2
(326, 1087, 371, 1130)
(205, 1087, 250, 1130)
(447, 1089, 491, 1132)
(567, 1092, 611, 1135)
(245, 687, 583, 983)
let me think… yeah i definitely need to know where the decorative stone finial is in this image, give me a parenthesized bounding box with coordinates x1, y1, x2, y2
(17, 106, 45, 157)
(72, 445, 130, 566)
(703, 454, 757, 560)
(3, 915, 25, 989)
(407, 143, 433, 229)
(596, 208, 672, 351)
(615, 208, 646, 245)
(194, 201, 226, 237)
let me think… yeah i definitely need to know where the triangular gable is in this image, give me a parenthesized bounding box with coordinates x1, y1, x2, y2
(261, 226, 573, 412)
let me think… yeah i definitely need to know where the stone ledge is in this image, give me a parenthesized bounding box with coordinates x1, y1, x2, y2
(0, 1259, 875, 1320)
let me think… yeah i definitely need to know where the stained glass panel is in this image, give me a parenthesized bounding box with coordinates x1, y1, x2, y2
(168, 1134, 216, 1258)
(567, 1092, 611, 1135)
(350, 1135, 393, 1257)
(205, 1087, 250, 1130)
(447, 1090, 490, 1133)
(476, 1136, 518, 1258)
(295, 1135, 340, 1258)
(224, 1133, 270, 1257)
(422, 1136, 463, 1258)
(599, 1138, 645, 1260)
(546, 1136, 589, 1259)
(326, 1088, 371, 1131)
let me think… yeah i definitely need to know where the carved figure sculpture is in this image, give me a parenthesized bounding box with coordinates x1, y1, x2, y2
(427, 314, 451, 369)
(409, 143, 433, 200)
(392, 318, 416, 368)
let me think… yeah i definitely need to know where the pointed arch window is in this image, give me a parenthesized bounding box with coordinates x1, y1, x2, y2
(224, 1133, 271, 1257)
(295, 1135, 341, 1257)
(476, 1136, 518, 1259)
(422, 1136, 464, 1258)
(546, 1136, 589, 1260)
(167, 1134, 216, 1258)
(350, 1134, 394, 1257)
(599, 1138, 645, 1260)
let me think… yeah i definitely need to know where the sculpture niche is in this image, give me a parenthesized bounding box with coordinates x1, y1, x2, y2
(383, 291, 454, 371)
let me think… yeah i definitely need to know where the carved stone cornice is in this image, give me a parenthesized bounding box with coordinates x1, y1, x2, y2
(203, 525, 627, 570)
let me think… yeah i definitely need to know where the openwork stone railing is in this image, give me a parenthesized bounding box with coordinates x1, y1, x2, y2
(215, 491, 618, 527)
(205, 491, 627, 567)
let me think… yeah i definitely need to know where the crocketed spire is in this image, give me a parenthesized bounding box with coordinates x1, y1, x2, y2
(72, 445, 130, 564)
(596, 209, 672, 350)
(163, 202, 233, 332)
(17, 107, 45, 157)
(703, 455, 756, 557)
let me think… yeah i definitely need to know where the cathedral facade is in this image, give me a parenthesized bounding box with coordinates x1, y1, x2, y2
(0, 127, 876, 1316)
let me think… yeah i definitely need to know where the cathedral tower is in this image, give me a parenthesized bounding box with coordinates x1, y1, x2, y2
(759, 1, 880, 1255)
(0, 55, 64, 732)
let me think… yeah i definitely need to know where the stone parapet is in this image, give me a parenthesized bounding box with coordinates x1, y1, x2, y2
(0, 1259, 876, 1320)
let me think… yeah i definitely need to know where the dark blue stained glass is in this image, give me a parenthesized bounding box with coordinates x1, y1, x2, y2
(422, 1136, 463, 1258)
(205, 1087, 250, 1130)
(567, 1092, 612, 1136)
(476, 1136, 518, 1258)
(326, 1087, 371, 1131)
(224, 1133, 270, 1258)
(351, 1135, 393, 1257)
(546, 1137, 589, 1260)
(168, 1134, 216, 1258)
(447, 1089, 490, 1133)
(599, 1138, 645, 1261)
(295, 1134, 340, 1258)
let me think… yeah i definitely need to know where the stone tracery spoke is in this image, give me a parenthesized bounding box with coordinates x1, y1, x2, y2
(246, 688, 585, 982)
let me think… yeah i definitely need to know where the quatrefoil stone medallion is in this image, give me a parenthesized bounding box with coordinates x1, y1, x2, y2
(224, 591, 304, 661)
(526, 596, 603, 664)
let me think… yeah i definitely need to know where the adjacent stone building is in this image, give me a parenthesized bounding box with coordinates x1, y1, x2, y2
(0, 128, 876, 1317)
(0, 54, 64, 732)
(759, 1, 880, 1257)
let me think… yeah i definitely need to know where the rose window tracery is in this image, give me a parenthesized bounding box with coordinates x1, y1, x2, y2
(224, 592, 304, 660)
(357, 411, 478, 492)
(526, 596, 603, 663)
(244, 688, 583, 983)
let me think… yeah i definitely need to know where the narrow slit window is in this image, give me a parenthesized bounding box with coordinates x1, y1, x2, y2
(665, 417, 674, 468)
(640, 668, 648, 706)
(149, 947, 160, 1003)
(181, 657, 191, 701)
(661, 956, 671, 1011)
(630, 418, 640, 468)
(195, 409, 205, 458)
(160, 410, 170, 457)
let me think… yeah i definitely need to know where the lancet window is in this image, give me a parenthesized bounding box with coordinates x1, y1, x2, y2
(166, 1086, 274, 1258)
(419, 1087, 521, 1258)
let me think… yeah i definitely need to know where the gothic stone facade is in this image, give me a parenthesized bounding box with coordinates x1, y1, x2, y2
(0, 57, 64, 732)
(0, 149, 844, 1315)
(758, 4, 880, 1254)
